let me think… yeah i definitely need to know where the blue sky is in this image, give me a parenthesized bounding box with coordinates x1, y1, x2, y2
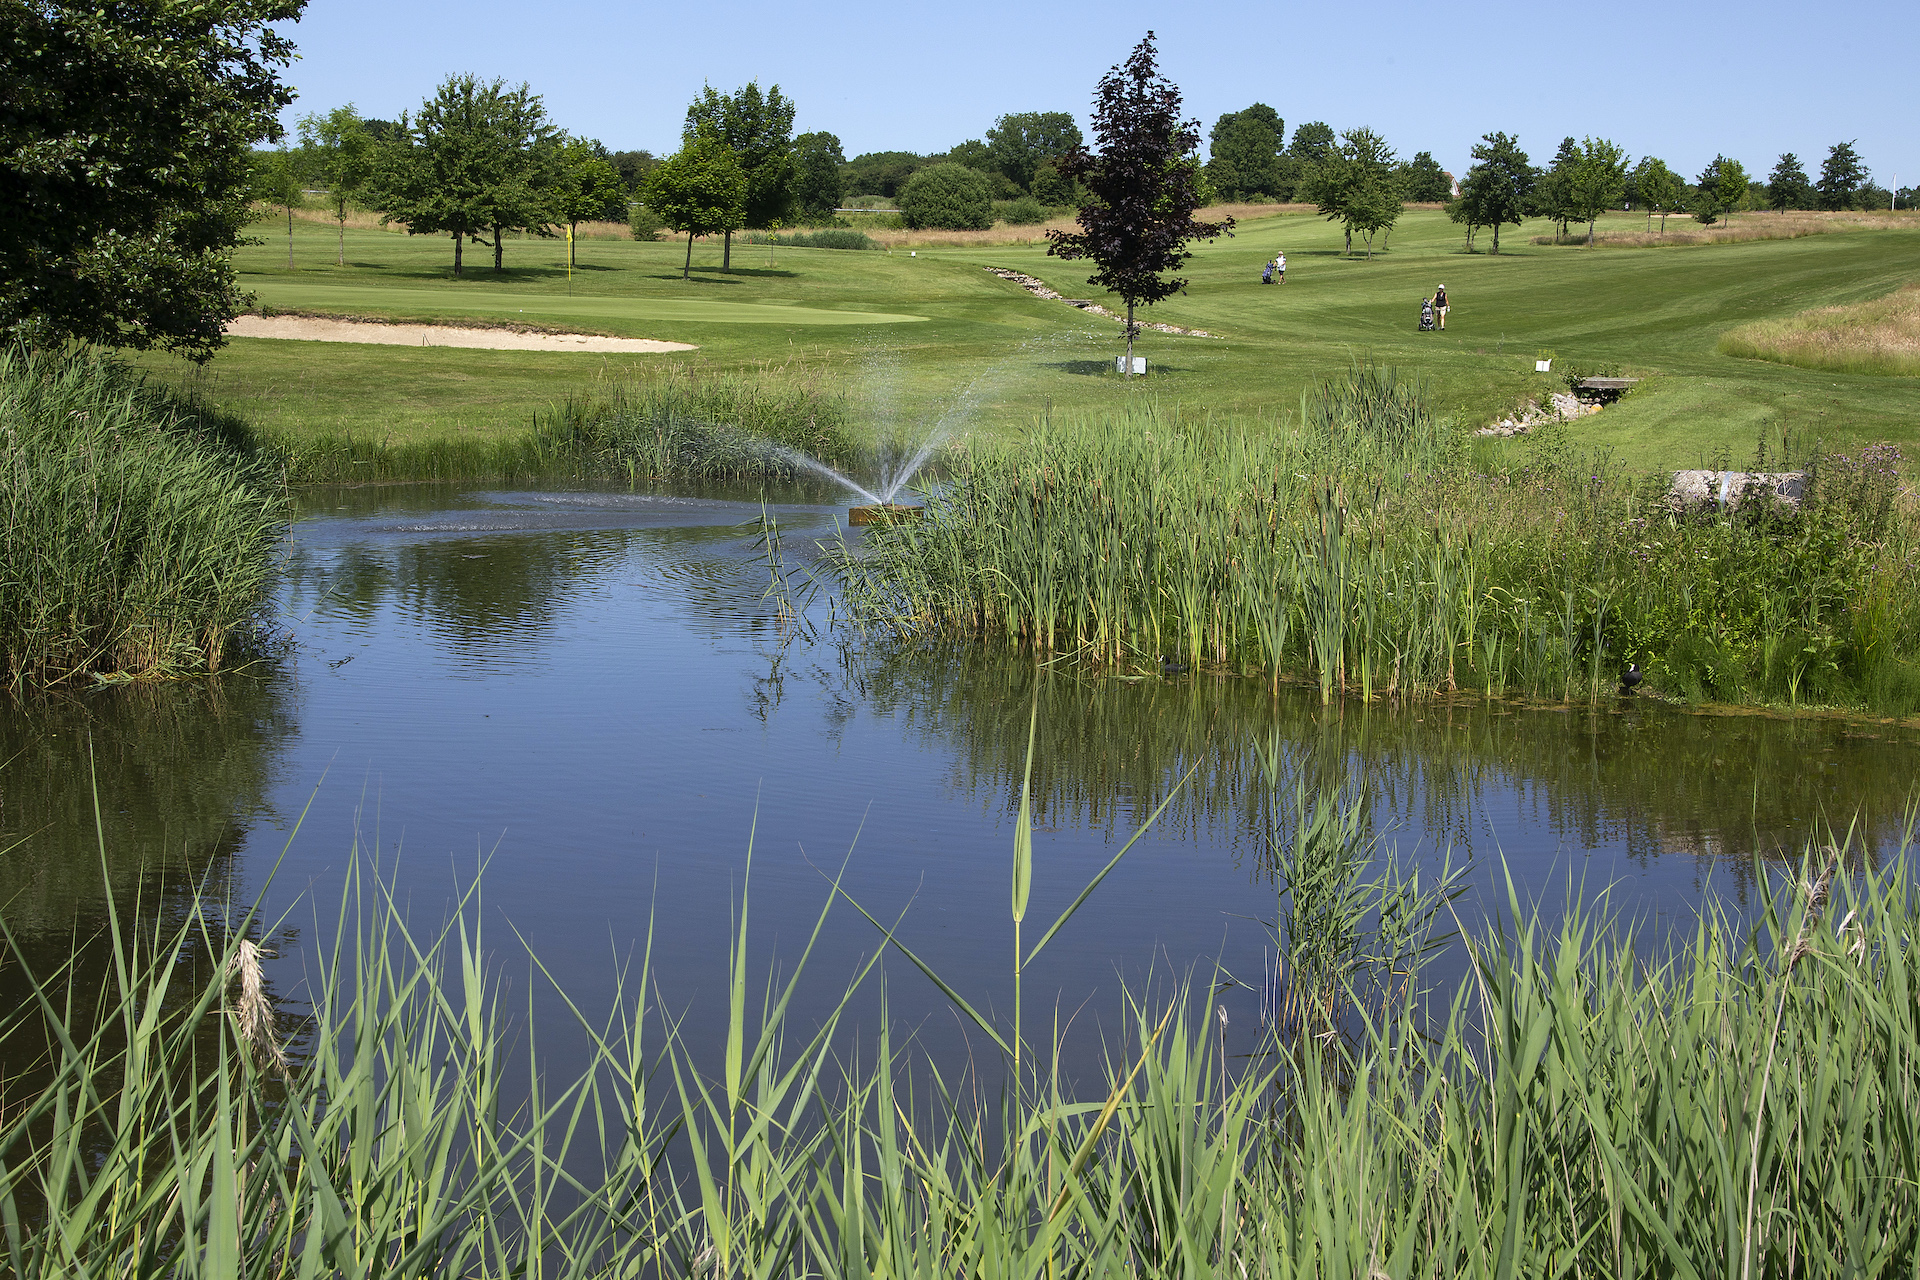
(276, 0, 1915, 190)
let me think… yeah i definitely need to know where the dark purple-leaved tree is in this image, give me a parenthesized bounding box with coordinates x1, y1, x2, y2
(1046, 33, 1231, 377)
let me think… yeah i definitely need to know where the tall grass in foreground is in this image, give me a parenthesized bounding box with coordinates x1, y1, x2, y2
(3, 778, 1915, 1276)
(0, 348, 284, 685)
(1720, 281, 1920, 377)
(838, 366, 1920, 713)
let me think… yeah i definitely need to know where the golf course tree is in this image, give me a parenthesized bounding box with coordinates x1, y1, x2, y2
(899, 163, 994, 230)
(986, 112, 1083, 194)
(1692, 154, 1748, 224)
(1288, 121, 1336, 166)
(369, 75, 560, 276)
(1046, 32, 1232, 376)
(1455, 132, 1532, 254)
(841, 151, 924, 199)
(297, 105, 376, 266)
(792, 132, 846, 221)
(0, 0, 303, 360)
(1630, 156, 1685, 232)
(1567, 137, 1629, 246)
(1398, 151, 1452, 203)
(1528, 137, 1580, 241)
(250, 146, 304, 269)
(1205, 104, 1285, 201)
(684, 82, 796, 269)
(550, 138, 625, 268)
(643, 133, 746, 279)
(1766, 154, 1814, 210)
(609, 150, 657, 192)
(1816, 140, 1868, 210)
(1301, 127, 1399, 257)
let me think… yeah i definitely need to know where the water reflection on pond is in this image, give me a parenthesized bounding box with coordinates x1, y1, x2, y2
(3, 482, 1915, 1077)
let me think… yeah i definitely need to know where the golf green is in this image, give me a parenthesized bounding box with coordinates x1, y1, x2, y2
(247, 281, 929, 327)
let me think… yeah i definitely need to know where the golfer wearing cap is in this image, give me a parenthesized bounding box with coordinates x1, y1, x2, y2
(1434, 284, 1448, 330)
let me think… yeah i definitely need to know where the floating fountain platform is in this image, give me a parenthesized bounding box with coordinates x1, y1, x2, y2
(849, 503, 923, 526)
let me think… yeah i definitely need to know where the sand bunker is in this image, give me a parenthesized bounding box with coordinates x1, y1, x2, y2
(228, 314, 696, 353)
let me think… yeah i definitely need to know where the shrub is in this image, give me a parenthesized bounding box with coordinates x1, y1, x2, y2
(0, 347, 283, 685)
(998, 196, 1048, 226)
(898, 163, 994, 230)
(628, 202, 662, 241)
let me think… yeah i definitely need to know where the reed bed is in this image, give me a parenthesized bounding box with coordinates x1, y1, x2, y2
(4, 764, 1914, 1278)
(0, 347, 284, 685)
(249, 363, 858, 485)
(837, 367, 1920, 714)
(1720, 281, 1920, 377)
(1534, 207, 1920, 248)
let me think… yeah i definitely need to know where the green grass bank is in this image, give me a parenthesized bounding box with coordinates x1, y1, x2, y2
(139, 207, 1920, 477)
(840, 367, 1920, 716)
(0, 349, 283, 686)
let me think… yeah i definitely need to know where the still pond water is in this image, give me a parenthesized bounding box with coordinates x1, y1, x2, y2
(4, 483, 1917, 1076)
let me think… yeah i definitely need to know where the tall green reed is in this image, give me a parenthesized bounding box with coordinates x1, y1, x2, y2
(5, 761, 1916, 1276)
(0, 347, 284, 685)
(838, 368, 1920, 714)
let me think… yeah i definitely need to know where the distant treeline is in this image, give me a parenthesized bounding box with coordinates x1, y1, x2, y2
(260, 72, 1908, 275)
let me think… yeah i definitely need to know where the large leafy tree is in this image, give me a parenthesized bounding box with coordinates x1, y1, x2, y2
(986, 111, 1083, 193)
(1046, 32, 1232, 375)
(841, 151, 924, 199)
(551, 137, 626, 267)
(298, 104, 376, 266)
(1816, 141, 1867, 210)
(608, 149, 657, 192)
(1399, 151, 1452, 203)
(792, 131, 845, 221)
(1692, 154, 1748, 225)
(684, 82, 796, 268)
(1528, 136, 1580, 241)
(0, 0, 304, 360)
(643, 133, 746, 279)
(369, 75, 559, 276)
(1568, 136, 1629, 246)
(1205, 105, 1285, 201)
(1457, 132, 1532, 254)
(1302, 127, 1398, 257)
(1766, 153, 1813, 210)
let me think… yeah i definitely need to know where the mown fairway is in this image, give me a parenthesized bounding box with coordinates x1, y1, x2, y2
(147, 209, 1920, 468)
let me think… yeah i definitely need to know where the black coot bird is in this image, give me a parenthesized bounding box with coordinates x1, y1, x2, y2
(1620, 663, 1643, 694)
(1160, 655, 1189, 675)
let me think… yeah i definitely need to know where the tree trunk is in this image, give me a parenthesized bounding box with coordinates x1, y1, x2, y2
(1587, 217, 1596, 247)
(453, 232, 463, 277)
(337, 214, 346, 267)
(723, 230, 732, 271)
(1492, 223, 1501, 254)
(1344, 225, 1352, 255)
(1125, 301, 1136, 377)
(684, 230, 694, 280)
(492, 224, 504, 272)
(569, 221, 578, 269)
(286, 204, 293, 268)
(1659, 211, 1668, 233)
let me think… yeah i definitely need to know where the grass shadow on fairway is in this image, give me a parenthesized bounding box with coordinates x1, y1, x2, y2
(1042, 360, 1197, 377)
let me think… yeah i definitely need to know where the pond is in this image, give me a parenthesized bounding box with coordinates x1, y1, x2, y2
(4, 482, 1916, 1081)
